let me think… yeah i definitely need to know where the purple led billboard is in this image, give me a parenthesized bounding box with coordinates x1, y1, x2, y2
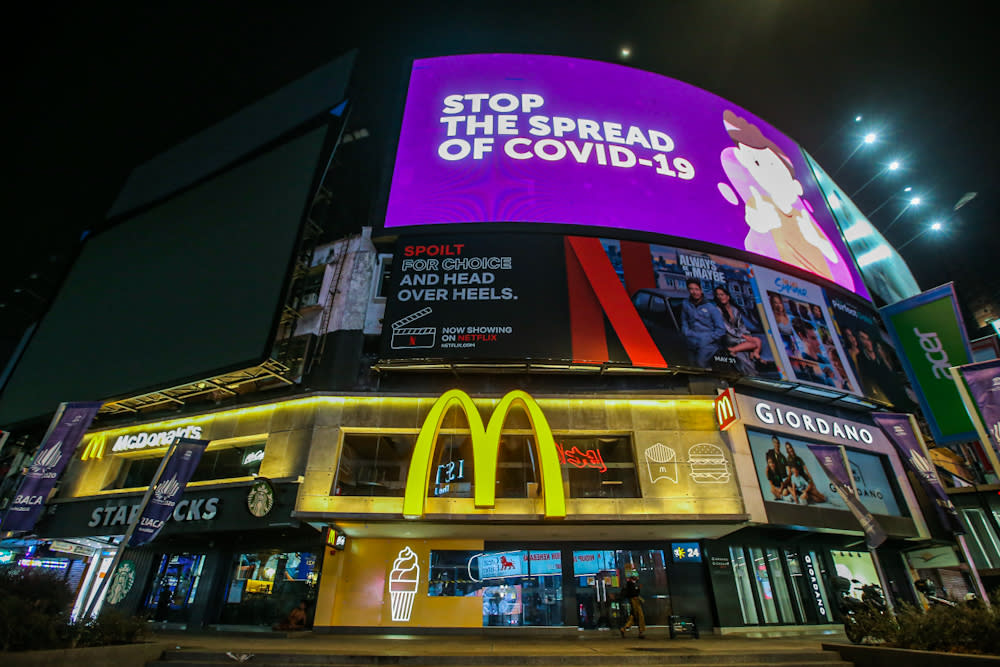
(385, 54, 869, 299)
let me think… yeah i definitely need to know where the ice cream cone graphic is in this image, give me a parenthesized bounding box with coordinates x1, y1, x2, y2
(388, 546, 420, 622)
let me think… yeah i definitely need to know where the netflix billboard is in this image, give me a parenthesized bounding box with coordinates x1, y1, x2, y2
(382, 233, 783, 378)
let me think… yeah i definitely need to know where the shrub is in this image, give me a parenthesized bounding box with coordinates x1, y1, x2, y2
(888, 600, 1000, 655)
(74, 609, 149, 648)
(0, 565, 74, 652)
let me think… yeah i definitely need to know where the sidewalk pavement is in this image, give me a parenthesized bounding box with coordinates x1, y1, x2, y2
(153, 629, 849, 657)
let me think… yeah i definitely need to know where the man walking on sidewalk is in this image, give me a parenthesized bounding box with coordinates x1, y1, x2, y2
(619, 575, 645, 639)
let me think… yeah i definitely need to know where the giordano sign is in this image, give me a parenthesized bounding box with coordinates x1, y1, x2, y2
(402, 389, 566, 520)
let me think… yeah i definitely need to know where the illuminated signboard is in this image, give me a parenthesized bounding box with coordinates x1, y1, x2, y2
(385, 54, 867, 298)
(82, 424, 203, 459)
(802, 552, 827, 618)
(671, 543, 702, 563)
(714, 389, 739, 431)
(403, 389, 566, 519)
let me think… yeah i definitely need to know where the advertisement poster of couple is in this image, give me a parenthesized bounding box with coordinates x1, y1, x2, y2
(747, 430, 903, 516)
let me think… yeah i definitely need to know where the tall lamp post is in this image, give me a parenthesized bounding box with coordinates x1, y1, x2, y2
(850, 160, 901, 198)
(866, 185, 913, 218)
(833, 132, 878, 177)
(884, 196, 922, 232)
(897, 221, 943, 250)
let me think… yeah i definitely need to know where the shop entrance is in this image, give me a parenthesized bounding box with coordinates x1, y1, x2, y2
(572, 549, 671, 629)
(143, 553, 206, 623)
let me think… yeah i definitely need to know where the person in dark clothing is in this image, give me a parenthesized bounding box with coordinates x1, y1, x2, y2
(619, 575, 646, 639)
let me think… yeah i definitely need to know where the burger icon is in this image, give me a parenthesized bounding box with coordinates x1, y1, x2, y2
(688, 443, 731, 484)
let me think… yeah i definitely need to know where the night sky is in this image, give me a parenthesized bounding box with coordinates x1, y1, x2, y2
(4, 1, 997, 361)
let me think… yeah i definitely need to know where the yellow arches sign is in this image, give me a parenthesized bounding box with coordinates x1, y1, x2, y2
(402, 389, 567, 520)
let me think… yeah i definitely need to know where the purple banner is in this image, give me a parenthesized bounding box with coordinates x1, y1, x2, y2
(129, 438, 208, 546)
(384, 54, 868, 298)
(806, 443, 888, 548)
(872, 412, 965, 535)
(957, 360, 1000, 453)
(0, 402, 102, 532)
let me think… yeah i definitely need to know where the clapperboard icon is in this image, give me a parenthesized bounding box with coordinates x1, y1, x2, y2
(390, 307, 436, 349)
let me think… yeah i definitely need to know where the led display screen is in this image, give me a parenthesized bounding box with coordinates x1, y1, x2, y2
(0, 128, 328, 427)
(382, 232, 911, 407)
(384, 54, 868, 298)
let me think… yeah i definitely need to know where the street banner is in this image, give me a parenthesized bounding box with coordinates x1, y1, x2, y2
(806, 442, 888, 548)
(128, 438, 208, 546)
(872, 413, 965, 535)
(880, 283, 976, 443)
(951, 359, 1000, 482)
(0, 402, 102, 532)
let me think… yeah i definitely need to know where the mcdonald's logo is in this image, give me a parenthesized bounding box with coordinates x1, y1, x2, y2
(403, 389, 566, 520)
(714, 389, 739, 432)
(80, 433, 107, 461)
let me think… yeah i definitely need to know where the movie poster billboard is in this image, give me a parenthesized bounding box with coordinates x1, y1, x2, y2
(383, 233, 783, 379)
(383, 54, 868, 298)
(752, 265, 860, 393)
(747, 429, 903, 518)
(601, 239, 780, 377)
(826, 295, 916, 408)
(880, 283, 976, 443)
(382, 234, 572, 361)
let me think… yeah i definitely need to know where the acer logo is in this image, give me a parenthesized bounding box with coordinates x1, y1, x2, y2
(913, 328, 952, 380)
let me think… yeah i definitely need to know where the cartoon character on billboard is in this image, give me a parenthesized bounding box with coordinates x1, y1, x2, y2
(719, 110, 852, 290)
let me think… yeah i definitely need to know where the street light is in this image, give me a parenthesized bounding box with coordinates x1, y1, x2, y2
(883, 196, 923, 232)
(897, 221, 944, 250)
(832, 132, 878, 176)
(866, 185, 915, 217)
(850, 159, 901, 198)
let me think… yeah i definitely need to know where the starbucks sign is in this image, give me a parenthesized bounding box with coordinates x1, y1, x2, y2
(106, 560, 136, 605)
(247, 479, 274, 518)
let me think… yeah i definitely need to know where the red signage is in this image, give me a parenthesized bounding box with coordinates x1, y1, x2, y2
(715, 389, 739, 431)
(555, 442, 607, 472)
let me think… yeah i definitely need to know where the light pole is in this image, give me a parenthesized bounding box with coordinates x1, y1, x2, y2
(866, 186, 913, 217)
(897, 221, 943, 250)
(883, 196, 922, 232)
(850, 160, 901, 198)
(832, 132, 877, 177)
(818, 114, 865, 153)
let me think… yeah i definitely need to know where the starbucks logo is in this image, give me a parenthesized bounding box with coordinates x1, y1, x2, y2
(247, 479, 274, 518)
(106, 560, 136, 605)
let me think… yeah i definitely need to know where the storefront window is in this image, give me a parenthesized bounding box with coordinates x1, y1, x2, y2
(107, 443, 264, 490)
(428, 549, 563, 626)
(782, 550, 809, 623)
(765, 548, 797, 623)
(573, 549, 670, 629)
(334, 434, 415, 497)
(143, 553, 206, 623)
(959, 508, 1000, 569)
(219, 551, 319, 626)
(728, 546, 759, 624)
(560, 436, 639, 498)
(333, 432, 638, 499)
(748, 547, 779, 623)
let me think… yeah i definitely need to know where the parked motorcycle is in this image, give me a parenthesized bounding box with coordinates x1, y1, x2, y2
(835, 576, 890, 644)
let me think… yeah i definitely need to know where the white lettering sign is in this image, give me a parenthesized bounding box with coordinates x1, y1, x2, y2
(753, 402, 874, 444)
(87, 497, 219, 528)
(111, 425, 203, 453)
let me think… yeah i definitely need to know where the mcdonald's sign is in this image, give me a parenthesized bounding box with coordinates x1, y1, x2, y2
(714, 389, 739, 432)
(402, 389, 566, 520)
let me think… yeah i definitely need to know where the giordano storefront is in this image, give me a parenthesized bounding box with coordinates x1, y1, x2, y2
(297, 388, 931, 633)
(34, 400, 327, 629)
(710, 390, 928, 629)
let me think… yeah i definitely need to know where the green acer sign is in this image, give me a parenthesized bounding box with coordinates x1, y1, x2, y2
(881, 283, 975, 443)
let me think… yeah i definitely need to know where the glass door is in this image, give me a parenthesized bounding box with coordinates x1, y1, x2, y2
(572, 549, 670, 629)
(144, 553, 206, 623)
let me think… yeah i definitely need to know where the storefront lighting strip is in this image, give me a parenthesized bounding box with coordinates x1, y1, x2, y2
(82, 394, 714, 444)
